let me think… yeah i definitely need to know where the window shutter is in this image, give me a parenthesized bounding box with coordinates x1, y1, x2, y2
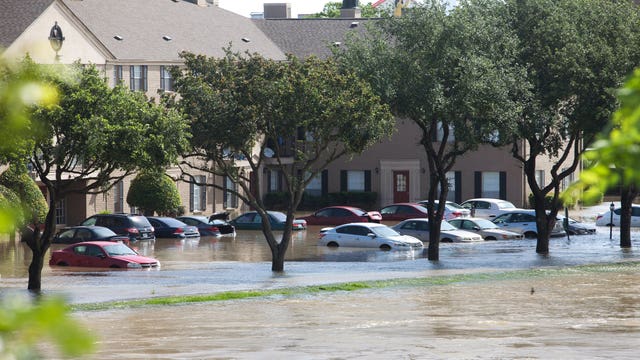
(129, 65, 134, 90)
(474, 171, 481, 198)
(455, 171, 462, 204)
(499, 171, 507, 200)
(266, 170, 272, 192)
(189, 182, 194, 211)
(340, 170, 347, 192)
(200, 176, 207, 211)
(160, 66, 165, 90)
(364, 170, 371, 192)
(321, 170, 328, 196)
(143, 66, 148, 91)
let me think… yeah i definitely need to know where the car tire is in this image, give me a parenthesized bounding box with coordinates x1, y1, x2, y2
(485, 236, 496, 241)
(327, 241, 339, 248)
(441, 238, 453, 243)
(524, 231, 537, 239)
(379, 244, 391, 251)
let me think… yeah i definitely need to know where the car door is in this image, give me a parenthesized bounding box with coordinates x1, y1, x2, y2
(395, 220, 428, 242)
(335, 225, 371, 247)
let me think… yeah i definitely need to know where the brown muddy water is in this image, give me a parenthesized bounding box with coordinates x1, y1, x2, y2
(1, 223, 640, 359)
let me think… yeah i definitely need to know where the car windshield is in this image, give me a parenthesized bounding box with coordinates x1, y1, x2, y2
(474, 219, 499, 229)
(93, 227, 117, 237)
(104, 243, 137, 256)
(156, 218, 186, 226)
(352, 208, 368, 216)
(497, 201, 516, 209)
(440, 221, 457, 231)
(372, 226, 401, 237)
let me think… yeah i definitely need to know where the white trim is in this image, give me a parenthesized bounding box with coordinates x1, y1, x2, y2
(379, 159, 420, 206)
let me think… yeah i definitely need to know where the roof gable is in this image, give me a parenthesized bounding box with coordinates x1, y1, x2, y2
(0, 0, 55, 49)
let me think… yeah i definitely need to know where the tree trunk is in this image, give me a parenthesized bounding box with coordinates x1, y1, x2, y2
(271, 247, 285, 272)
(619, 185, 636, 248)
(27, 248, 45, 292)
(532, 194, 551, 254)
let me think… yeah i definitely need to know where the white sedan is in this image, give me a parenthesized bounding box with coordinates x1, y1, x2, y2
(595, 205, 640, 227)
(318, 223, 423, 250)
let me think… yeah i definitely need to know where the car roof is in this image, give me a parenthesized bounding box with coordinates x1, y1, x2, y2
(336, 222, 386, 228)
(68, 241, 121, 246)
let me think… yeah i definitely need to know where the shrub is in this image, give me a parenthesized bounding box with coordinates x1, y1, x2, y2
(0, 164, 47, 226)
(127, 170, 182, 216)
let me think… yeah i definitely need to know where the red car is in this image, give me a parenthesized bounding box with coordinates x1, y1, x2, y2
(49, 241, 160, 269)
(379, 203, 429, 221)
(298, 206, 382, 226)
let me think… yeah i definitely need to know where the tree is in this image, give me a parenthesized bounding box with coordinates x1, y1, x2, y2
(336, 0, 525, 260)
(170, 50, 394, 271)
(26, 62, 189, 291)
(307, 1, 387, 18)
(502, 0, 640, 253)
(565, 68, 640, 248)
(127, 170, 182, 216)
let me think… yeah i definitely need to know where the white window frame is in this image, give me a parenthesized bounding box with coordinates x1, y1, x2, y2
(347, 170, 365, 192)
(481, 172, 500, 198)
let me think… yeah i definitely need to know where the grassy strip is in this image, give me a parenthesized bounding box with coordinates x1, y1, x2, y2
(71, 261, 640, 312)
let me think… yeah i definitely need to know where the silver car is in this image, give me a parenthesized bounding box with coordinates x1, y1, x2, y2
(491, 210, 566, 238)
(448, 217, 523, 240)
(391, 218, 483, 243)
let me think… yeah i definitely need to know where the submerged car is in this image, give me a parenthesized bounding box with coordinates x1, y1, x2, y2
(177, 214, 235, 236)
(298, 206, 382, 226)
(595, 205, 640, 227)
(230, 211, 307, 230)
(147, 217, 200, 238)
(80, 213, 155, 241)
(318, 222, 423, 250)
(49, 241, 160, 269)
(558, 216, 596, 235)
(52, 226, 130, 245)
(416, 200, 471, 220)
(461, 198, 517, 219)
(379, 203, 429, 222)
(391, 218, 483, 243)
(491, 210, 566, 238)
(448, 217, 523, 240)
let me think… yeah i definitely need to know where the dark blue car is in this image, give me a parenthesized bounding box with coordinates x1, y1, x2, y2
(147, 217, 200, 238)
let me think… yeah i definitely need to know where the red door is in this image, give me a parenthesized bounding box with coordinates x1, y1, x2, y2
(393, 171, 410, 203)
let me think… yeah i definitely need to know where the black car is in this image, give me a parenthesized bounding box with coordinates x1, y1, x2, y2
(177, 213, 235, 236)
(147, 217, 200, 238)
(52, 226, 130, 245)
(80, 214, 155, 241)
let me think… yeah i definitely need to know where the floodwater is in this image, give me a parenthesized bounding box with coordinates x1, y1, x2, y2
(2, 222, 640, 359)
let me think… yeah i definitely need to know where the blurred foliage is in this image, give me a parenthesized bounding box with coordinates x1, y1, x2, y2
(564, 68, 640, 205)
(306, 1, 388, 18)
(0, 163, 48, 227)
(0, 184, 23, 233)
(127, 170, 182, 216)
(0, 295, 95, 359)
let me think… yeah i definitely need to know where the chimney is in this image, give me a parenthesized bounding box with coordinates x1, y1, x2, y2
(341, 0, 361, 18)
(264, 3, 291, 19)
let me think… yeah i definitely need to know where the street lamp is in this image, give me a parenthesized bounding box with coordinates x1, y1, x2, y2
(48, 21, 65, 62)
(609, 202, 615, 240)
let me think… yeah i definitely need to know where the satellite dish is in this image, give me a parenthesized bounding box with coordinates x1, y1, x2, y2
(263, 147, 275, 158)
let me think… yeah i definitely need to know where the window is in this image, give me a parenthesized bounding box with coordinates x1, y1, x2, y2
(535, 170, 545, 187)
(268, 170, 279, 192)
(224, 176, 238, 209)
(482, 172, 500, 198)
(113, 65, 123, 86)
(113, 181, 124, 213)
(129, 65, 148, 91)
(347, 170, 365, 192)
(55, 198, 66, 225)
(190, 175, 206, 212)
(561, 168, 575, 191)
(305, 172, 322, 197)
(160, 66, 173, 91)
(436, 121, 455, 142)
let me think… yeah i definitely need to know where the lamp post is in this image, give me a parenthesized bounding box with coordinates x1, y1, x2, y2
(609, 202, 615, 240)
(48, 21, 65, 62)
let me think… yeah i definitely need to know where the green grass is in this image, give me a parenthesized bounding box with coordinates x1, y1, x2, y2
(70, 261, 640, 312)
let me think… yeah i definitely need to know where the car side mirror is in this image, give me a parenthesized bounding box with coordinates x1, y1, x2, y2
(367, 233, 376, 238)
(473, 226, 480, 230)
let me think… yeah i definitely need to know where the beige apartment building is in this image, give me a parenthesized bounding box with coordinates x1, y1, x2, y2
(1, 0, 577, 227)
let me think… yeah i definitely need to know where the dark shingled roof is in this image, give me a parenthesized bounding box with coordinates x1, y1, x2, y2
(60, 0, 286, 61)
(253, 18, 375, 59)
(0, 0, 55, 49)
